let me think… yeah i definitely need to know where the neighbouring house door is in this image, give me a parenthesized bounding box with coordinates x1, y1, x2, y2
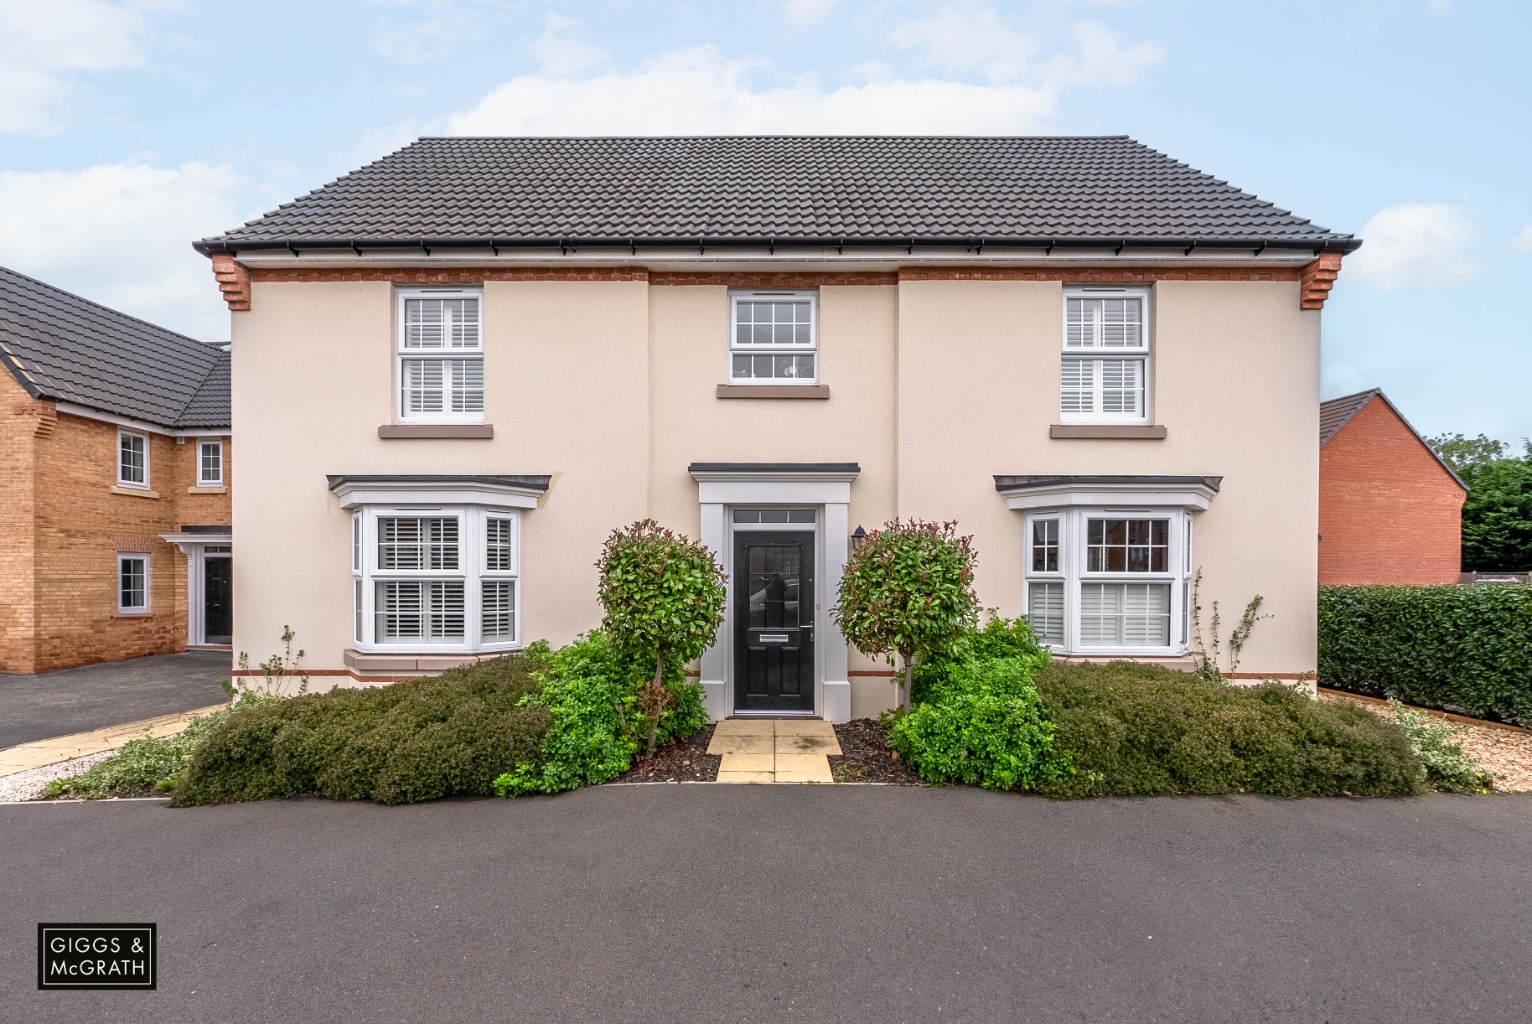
(203, 557, 233, 645)
(733, 531, 814, 713)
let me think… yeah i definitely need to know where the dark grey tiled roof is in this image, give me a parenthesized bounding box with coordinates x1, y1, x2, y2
(198, 136, 1357, 254)
(0, 265, 229, 429)
(1319, 389, 1380, 447)
(994, 475, 1223, 492)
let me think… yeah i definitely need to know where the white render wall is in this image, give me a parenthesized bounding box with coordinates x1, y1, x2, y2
(230, 273, 1320, 710)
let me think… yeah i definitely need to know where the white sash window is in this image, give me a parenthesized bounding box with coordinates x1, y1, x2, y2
(397, 288, 484, 422)
(1060, 287, 1150, 424)
(352, 505, 519, 652)
(729, 290, 818, 384)
(1023, 507, 1192, 655)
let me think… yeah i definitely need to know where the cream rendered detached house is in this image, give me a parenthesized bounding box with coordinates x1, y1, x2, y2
(197, 136, 1355, 722)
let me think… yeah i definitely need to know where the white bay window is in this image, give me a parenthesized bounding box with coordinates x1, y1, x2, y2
(1060, 287, 1149, 424)
(397, 288, 484, 421)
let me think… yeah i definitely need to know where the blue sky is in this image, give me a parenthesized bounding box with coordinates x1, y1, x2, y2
(1, 0, 1528, 442)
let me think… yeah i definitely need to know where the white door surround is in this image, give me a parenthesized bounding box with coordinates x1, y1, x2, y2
(689, 463, 859, 724)
(159, 529, 234, 647)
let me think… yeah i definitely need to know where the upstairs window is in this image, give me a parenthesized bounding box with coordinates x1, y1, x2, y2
(729, 290, 817, 384)
(397, 288, 484, 422)
(118, 430, 149, 487)
(1060, 287, 1150, 424)
(198, 439, 223, 486)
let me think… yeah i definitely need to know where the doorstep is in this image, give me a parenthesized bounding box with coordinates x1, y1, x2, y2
(707, 719, 841, 783)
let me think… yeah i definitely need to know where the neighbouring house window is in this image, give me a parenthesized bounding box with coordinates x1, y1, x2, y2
(397, 288, 484, 422)
(1023, 508, 1192, 654)
(353, 505, 518, 652)
(729, 290, 817, 384)
(118, 554, 149, 613)
(118, 430, 149, 487)
(198, 439, 223, 485)
(1059, 287, 1150, 424)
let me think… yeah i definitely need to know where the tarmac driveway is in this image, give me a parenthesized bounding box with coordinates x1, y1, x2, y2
(0, 652, 231, 748)
(2, 787, 1530, 1023)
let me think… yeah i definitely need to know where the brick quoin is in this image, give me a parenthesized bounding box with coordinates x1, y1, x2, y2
(0, 371, 233, 674)
(1319, 395, 1465, 586)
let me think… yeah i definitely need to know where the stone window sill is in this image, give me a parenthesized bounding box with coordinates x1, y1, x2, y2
(110, 485, 161, 499)
(716, 384, 830, 399)
(188, 485, 227, 494)
(114, 610, 153, 618)
(1049, 424, 1167, 440)
(378, 424, 495, 439)
(344, 648, 522, 673)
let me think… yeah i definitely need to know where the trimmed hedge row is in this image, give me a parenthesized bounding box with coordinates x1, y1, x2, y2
(1318, 585, 1532, 725)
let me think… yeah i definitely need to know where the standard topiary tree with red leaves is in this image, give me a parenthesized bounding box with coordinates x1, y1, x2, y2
(833, 518, 979, 713)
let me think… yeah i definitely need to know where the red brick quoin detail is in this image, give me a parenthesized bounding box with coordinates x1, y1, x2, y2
(1300, 253, 1343, 310)
(211, 255, 251, 311)
(897, 266, 1303, 283)
(247, 267, 650, 285)
(651, 271, 898, 287)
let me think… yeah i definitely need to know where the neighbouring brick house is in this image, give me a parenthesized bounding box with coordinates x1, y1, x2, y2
(0, 266, 233, 674)
(1319, 388, 1466, 585)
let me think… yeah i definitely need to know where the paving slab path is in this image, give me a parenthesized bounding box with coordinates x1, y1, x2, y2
(708, 718, 840, 782)
(0, 651, 231, 749)
(0, 705, 227, 778)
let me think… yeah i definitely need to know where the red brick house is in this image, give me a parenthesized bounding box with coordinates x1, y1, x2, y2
(1319, 388, 1465, 585)
(0, 266, 232, 674)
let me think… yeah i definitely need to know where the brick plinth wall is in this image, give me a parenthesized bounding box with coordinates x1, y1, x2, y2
(0, 369, 232, 674)
(1319, 395, 1466, 585)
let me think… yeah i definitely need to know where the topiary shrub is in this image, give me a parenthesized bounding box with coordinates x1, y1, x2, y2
(1318, 584, 1532, 725)
(1033, 662, 1424, 799)
(172, 652, 552, 806)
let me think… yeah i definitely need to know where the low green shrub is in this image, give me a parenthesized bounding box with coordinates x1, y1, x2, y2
(172, 652, 552, 806)
(1385, 698, 1490, 793)
(1033, 662, 1425, 799)
(1318, 585, 1532, 725)
(45, 692, 281, 799)
(492, 630, 706, 797)
(909, 613, 1048, 706)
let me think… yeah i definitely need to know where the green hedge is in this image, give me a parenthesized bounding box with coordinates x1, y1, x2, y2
(1033, 662, 1423, 799)
(172, 654, 552, 806)
(1318, 585, 1532, 725)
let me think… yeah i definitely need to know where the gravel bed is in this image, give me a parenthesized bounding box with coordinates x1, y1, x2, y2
(610, 725, 720, 784)
(830, 719, 925, 784)
(1320, 691, 1532, 792)
(0, 750, 116, 802)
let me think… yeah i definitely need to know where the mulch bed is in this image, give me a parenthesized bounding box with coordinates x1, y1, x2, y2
(829, 718, 925, 785)
(610, 724, 721, 784)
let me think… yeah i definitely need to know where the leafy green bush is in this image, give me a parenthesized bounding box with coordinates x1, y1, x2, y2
(1318, 585, 1532, 724)
(1385, 698, 1489, 793)
(45, 693, 280, 799)
(909, 613, 1047, 706)
(172, 653, 552, 806)
(1033, 662, 1424, 799)
(492, 630, 707, 797)
(890, 653, 1066, 790)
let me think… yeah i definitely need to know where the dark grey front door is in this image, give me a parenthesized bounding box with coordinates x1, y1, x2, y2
(733, 531, 814, 713)
(204, 557, 232, 645)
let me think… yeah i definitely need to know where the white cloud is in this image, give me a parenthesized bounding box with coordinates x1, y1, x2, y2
(886, 3, 1163, 88)
(0, 0, 163, 135)
(532, 13, 607, 77)
(783, 0, 838, 28)
(1511, 225, 1532, 253)
(369, 0, 482, 65)
(0, 162, 245, 340)
(1348, 202, 1483, 290)
(1428, 0, 1454, 14)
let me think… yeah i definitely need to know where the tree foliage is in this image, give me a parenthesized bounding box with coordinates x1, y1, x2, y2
(1458, 454, 1532, 572)
(1426, 432, 1511, 473)
(832, 518, 979, 710)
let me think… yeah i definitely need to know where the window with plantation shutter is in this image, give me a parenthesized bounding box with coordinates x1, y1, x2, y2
(1060, 287, 1150, 423)
(397, 288, 484, 422)
(353, 505, 519, 652)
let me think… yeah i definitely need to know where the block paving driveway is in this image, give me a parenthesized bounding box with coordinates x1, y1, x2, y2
(3, 787, 1530, 1023)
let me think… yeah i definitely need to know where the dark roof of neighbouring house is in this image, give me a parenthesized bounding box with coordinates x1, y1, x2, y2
(0, 265, 229, 430)
(195, 136, 1359, 256)
(1319, 388, 1466, 490)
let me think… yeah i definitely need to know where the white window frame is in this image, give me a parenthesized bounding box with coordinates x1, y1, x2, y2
(1022, 506, 1192, 656)
(117, 429, 149, 488)
(728, 289, 819, 385)
(197, 439, 224, 486)
(117, 553, 150, 613)
(353, 504, 520, 654)
(395, 287, 485, 424)
(1059, 285, 1151, 425)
